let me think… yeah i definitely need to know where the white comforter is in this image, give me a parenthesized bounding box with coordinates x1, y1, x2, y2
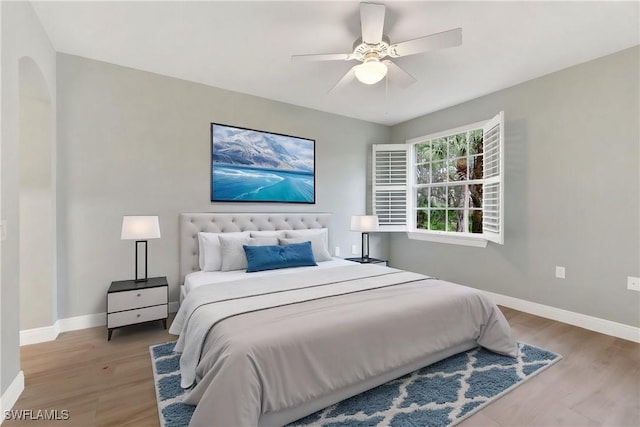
(170, 264, 517, 427)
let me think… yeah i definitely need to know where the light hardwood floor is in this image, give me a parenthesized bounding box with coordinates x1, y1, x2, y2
(5, 308, 639, 427)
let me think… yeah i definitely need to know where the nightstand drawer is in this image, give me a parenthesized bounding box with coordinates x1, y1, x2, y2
(107, 286, 167, 312)
(107, 304, 168, 329)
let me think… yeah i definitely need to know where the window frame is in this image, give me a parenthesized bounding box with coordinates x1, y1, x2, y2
(407, 120, 487, 242)
(372, 112, 504, 247)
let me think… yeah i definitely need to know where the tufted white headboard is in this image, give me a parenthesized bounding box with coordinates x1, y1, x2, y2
(179, 212, 333, 284)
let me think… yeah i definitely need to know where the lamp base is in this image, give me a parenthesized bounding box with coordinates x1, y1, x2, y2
(134, 240, 149, 283)
(361, 232, 370, 260)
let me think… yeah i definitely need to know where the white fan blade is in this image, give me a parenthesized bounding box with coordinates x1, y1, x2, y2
(383, 60, 416, 88)
(329, 66, 357, 92)
(389, 27, 462, 58)
(291, 53, 353, 62)
(360, 2, 386, 44)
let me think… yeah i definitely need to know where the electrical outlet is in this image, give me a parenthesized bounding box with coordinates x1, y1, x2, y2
(555, 266, 565, 279)
(628, 276, 640, 292)
(0, 220, 6, 241)
(334, 246, 340, 257)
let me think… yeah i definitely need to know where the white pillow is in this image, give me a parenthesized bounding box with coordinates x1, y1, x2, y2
(248, 236, 280, 246)
(219, 235, 281, 272)
(280, 231, 332, 262)
(219, 234, 252, 272)
(285, 229, 330, 256)
(198, 231, 250, 272)
(250, 230, 285, 238)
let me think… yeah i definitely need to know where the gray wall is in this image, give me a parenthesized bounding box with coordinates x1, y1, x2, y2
(1, 1, 57, 394)
(19, 68, 56, 331)
(56, 53, 389, 318)
(388, 46, 640, 327)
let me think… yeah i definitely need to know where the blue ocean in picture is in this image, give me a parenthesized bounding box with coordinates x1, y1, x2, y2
(212, 164, 314, 203)
(211, 124, 315, 203)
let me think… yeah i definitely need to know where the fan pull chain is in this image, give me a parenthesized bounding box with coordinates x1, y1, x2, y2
(385, 74, 389, 117)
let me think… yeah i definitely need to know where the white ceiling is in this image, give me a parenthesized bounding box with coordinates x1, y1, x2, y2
(32, 1, 639, 126)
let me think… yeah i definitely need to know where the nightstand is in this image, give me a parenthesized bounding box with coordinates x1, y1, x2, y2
(107, 276, 168, 341)
(345, 257, 388, 266)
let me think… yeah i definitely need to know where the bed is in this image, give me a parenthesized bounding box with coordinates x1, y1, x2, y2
(171, 213, 518, 427)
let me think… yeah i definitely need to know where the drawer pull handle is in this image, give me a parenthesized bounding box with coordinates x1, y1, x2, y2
(137, 293, 141, 297)
(136, 314, 141, 318)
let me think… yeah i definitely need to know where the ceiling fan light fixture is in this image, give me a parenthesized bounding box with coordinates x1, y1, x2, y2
(355, 57, 387, 85)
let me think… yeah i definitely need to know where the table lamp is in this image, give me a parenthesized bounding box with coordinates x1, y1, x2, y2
(350, 215, 379, 261)
(121, 215, 161, 282)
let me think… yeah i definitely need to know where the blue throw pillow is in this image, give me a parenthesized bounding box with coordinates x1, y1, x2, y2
(243, 241, 317, 273)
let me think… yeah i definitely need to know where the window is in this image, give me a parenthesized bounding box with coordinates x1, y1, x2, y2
(373, 112, 504, 247)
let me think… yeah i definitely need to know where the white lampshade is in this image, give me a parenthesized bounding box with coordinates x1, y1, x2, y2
(350, 215, 379, 232)
(121, 216, 161, 240)
(355, 58, 387, 85)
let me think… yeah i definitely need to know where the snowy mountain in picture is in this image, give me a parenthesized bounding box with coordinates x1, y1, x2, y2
(211, 124, 315, 203)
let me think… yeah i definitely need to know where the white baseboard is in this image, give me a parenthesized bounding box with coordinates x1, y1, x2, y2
(483, 290, 640, 343)
(19, 323, 60, 346)
(57, 312, 106, 332)
(21, 295, 637, 345)
(0, 370, 25, 420)
(20, 301, 180, 346)
(20, 314, 105, 346)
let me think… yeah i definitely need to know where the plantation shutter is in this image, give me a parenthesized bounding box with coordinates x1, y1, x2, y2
(372, 144, 409, 231)
(482, 111, 504, 244)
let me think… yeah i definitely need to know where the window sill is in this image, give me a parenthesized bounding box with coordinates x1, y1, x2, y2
(406, 231, 488, 248)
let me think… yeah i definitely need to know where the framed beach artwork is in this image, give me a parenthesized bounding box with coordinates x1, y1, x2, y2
(210, 123, 316, 203)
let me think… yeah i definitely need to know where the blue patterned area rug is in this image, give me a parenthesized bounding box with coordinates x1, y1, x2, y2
(150, 342, 560, 427)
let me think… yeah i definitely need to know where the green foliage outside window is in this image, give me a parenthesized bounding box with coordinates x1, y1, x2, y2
(415, 129, 484, 233)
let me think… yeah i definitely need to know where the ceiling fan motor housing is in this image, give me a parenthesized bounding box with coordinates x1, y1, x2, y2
(352, 36, 390, 62)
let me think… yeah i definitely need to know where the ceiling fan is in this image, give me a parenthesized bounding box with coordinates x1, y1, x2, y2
(291, 2, 462, 91)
